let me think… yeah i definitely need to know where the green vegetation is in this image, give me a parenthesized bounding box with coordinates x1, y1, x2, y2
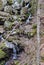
(15, 61, 19, 65)
(24, 63, 27, 65)
(41, 57, 44, 62)
(0, 49, 6, 59)
(7, 0, 13, 5)
(0, 42, 6, 49)
(30, 0, 38, 15)
(32, 24, 37, 29)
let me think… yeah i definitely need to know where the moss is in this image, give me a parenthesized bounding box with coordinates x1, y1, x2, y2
(15, 61, 19, 65)
(30, 29, 37, 37)
(41, 57, 44, 62)
(7, 0, 13, 5)
(0, 49, 6, 59)
(32, 24, 37, 29)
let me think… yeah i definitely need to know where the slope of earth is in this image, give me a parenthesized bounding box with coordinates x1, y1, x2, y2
(40, 0, 44, 65)
(0, 0, 37, 65)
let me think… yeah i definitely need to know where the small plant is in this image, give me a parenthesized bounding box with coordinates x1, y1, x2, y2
(32, 24, 37, 29)
(24, 63, 27, 65)
(15, 61, 19, 65)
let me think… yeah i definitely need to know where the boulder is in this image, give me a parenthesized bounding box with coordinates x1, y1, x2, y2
(0, 0, 7, 10)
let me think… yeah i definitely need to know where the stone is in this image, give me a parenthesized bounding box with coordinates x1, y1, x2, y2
(0, 0, 3, 10)
(12, 15, 17, 20)
(4, 21, 13, 30)
(2, 0, 7, 6)
(12, 1, 21, 10)
(4, 6, 12, 14)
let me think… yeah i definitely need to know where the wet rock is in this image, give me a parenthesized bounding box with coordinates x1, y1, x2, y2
(26, 14, 32, 24)
(5, 41, 14, 48)
(12, 48, 17, 59)
(4, 6, 12, 14)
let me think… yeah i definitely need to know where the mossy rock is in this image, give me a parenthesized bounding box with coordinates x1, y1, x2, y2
(41, 57, 44, 62)
(0, 49, 6, 59)
(0, 0, 3, 10)
(7, 0, 14, 5)
(4, 21, 13, 30)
